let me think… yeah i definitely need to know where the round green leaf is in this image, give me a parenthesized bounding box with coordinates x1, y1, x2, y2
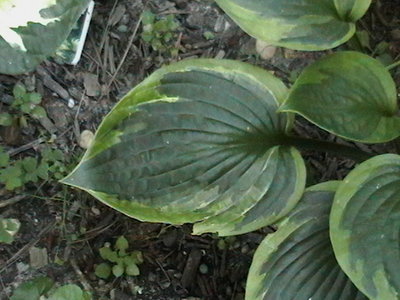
(330, 154, 400, 299)
(115, 236, 129, 252)
(62, 59, 306, 236)
(0, 218, 20, 244)
(0, 112, 13, 126)
(280, 51, 400, 143)
(94, 263, 111, 279)
(246, 182, 367, 300)
(125, 263, 140, 276)
(47, 284, 86, 300)
(0, 0, 91, 74)
(99, 247, 118, 263)
(215, 0, 367, 51)
(11, 276, 54, 300)
(112, 264, 124, 277)
(0, 147, 10, 167)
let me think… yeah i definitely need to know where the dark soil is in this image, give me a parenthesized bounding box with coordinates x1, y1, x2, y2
(1, 0, 399, 299)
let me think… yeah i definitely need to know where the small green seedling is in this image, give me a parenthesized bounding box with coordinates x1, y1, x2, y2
(10, 276, 91, 300)
(95, 236, 143, 279)
(140, 10, 180, 56)
(0, 218, 20, 244)
(0, 146, 67, 190)
(0, 83, 46, 128)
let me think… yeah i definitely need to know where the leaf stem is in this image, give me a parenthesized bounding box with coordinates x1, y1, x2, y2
(286, 136, 373, 162)
(386, 60, 400, 71)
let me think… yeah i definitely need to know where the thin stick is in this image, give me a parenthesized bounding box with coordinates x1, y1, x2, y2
(99, 0, 119, 52)
(7, 138, 45, 157)
(387, 60, 400, 71)
(106, 16, 142, 90)
(70, 258, 94, 293)
(0, 195, 27, 208)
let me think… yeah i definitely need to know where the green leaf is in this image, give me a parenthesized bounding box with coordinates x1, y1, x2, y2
(141, 32, 153, 43)
(280, 51, 400, 143)
(0, 112, 13, 126)
(42, 148, 64, 162)
(99, 247, 119, 263)
(94, 263, 111, 279)
(0, 218, 20, 244)
(0, 148, 10, 167)
(62, 59, 306, 236)
(21, 157, 38, 182)
(22, 157, 38, 172)
(246, 182, 367, 300)
(141, 10, 155, 25)
(130, 250, 144, 264)
(203, 31, 215, 40)
(334, 0, 371, 21)
(13, 83, 26, 99)
(11, 276, 54, 300)
(37, 162, 49, 180)
(19, 115, 28, 127)
(330, 154, 400, 300)
(125, 263, 140, 276)
(20, 103, 32, 114)
(0, 0, 91, 74)
(47, 284, 87, 300)
(5, 176, 22, 190)
(115, 236, 129, 252)
(28, 92, 42, 104)
(112, 264, 124, 277)
(215, 0, 368, 51)
(31, 106, 47, 118)
(0, 165, 23, 190)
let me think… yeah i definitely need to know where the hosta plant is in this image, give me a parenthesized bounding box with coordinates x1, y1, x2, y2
(214, 0, 372, 51)
(63, 51, 400, 299)
(0, 0, 90, 74)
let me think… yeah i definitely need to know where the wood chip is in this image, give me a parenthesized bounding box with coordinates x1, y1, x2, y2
(83, 73, 101, 97)
(29, 247, 48, 269)
(181, 249, 202, 289)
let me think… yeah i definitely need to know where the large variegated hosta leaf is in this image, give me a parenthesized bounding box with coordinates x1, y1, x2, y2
(62, 59, 306, 236)
(215, 0, 371, 51)
(0, 0, 90, 74)
(330, 154, 400, 300)
(246, 182, 367, 300)
(280, 51, 400, 143)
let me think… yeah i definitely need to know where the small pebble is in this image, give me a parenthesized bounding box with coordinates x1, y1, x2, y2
(117, 24, 128, 32)
(78, 129, 95, 149)
(159, 280, 171, 289)
(199, 263, 208, 274)
(256, 39, 277, 60)
(241, 244, 250, 254)
(67, 98, 75, 108)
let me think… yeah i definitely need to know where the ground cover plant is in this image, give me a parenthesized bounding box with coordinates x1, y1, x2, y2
(1, 0, 399, 299)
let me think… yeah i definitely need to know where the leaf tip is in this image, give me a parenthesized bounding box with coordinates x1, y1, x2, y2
(59, 170, 79, 187)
